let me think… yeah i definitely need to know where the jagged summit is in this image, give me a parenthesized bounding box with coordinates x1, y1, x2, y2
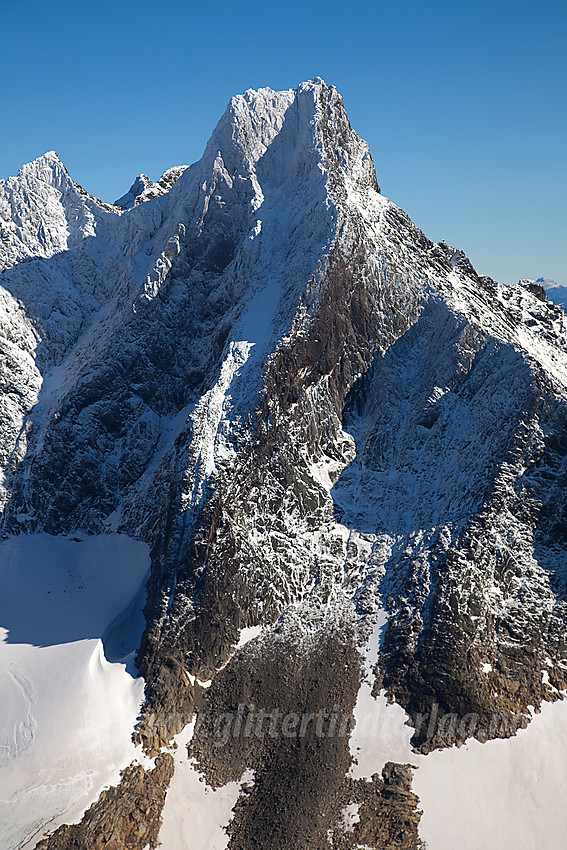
(2, 149, 71, 198)
(114, 166, 187, 209)
(0, 149, 106, 272)
(200, 77, 379, 193)
(18, 148, 64, 172)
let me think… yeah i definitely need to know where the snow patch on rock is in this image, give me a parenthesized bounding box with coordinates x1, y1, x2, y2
(159, 723, 254, 850)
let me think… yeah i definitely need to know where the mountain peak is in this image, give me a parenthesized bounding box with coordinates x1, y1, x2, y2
(114, 166, 187, 209)
(16, 149, 70, 188)
(0, 149, 111, 272)
(34, 149, 61, 164)
(198, 78, 378, 200)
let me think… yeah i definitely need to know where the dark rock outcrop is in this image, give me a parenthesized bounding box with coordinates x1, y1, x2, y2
(35, 754, 174, 850)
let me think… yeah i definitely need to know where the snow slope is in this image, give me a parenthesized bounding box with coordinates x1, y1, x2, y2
(159, 723, 254, 850)
(0, 533, 150, 849)
(349, 612, 567, 850)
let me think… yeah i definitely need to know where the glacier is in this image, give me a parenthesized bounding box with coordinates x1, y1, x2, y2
(0, 533, 150, 849)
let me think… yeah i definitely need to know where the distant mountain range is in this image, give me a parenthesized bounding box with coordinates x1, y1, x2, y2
(538, 277, 567, 311)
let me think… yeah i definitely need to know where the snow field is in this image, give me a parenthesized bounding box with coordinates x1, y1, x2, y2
(0, 533, 151, 849)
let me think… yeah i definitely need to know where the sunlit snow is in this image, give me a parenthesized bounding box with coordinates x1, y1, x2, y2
(349, 611, 567, 850)
(159, 723, 254, 850)
(0, 533, 150, 849)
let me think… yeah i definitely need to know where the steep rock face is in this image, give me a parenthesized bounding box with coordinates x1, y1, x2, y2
(0, 79, 566, 848)
(332, 763, 423, 850)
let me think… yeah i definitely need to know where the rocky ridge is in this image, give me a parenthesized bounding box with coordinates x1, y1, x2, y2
(34, 754, 174, 850)
(114, 166, 188, 209)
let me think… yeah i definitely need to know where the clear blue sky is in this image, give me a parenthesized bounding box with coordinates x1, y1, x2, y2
(1, 0, 565, 285)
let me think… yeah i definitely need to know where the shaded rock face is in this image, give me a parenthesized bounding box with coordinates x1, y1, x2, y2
(0, 79, 566, 848)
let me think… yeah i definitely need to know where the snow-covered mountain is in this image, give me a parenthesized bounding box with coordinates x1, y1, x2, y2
(537, 277, 567, 312)
(1, 79, 567, 850)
